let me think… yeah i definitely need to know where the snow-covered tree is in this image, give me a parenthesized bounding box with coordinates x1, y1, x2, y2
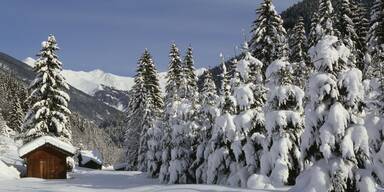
(318, 0, 336, 37)
(146, 120, 163, 177)
(351, 0, 370, 71)
(335, 0, 359, 54)
(249, 0, 288, 73)
(165, 46, 196, 184)
(260, 59, 304, 186)
(206, 57, 233, 185)
(308, 12, 320, 48)
(181, 46, 198, 101)
(125, 72, 146, 171)
(289, 17, 311, 89)
(191, 70, 220, 184)
(0, 112, 12, 137)
(22, 35, 71, 143)
(366, 0, 384, 80)
(159, 43, 192, 184)
(293, 32, 375, 191)
(137, 49, 163, 172)
(125, 49, 163, 172)
(366, 0, 384, 186)
(224, 43, 267, 187)
(8, 97, 24, 134)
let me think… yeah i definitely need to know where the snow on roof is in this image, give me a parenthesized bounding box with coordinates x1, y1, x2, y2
(79, 150, 103, 165)
(113, 162, 127, 170)
(19, 136, 76, 157)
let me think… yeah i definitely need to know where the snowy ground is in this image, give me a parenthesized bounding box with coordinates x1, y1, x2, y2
(0, 168, 289, 192)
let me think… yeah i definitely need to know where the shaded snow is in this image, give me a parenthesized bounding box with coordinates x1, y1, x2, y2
(0, 168, 290, 192)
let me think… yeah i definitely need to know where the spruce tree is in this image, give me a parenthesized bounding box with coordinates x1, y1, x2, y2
(289, 17, 311, 89)
(8, 97, 24, 133)
(308, 12, 320, 48)
(366, 0, 384, 79)
(159, 43, 185, 183)
(227, 43, 267, 187)
(22, 35, 71, 143)
(192, 70, 219, 184)
(181, 46, 198, 101)
(351, 0, 370, 71)
(125, 49, 163, 172)
(318, 0, 336, 37)
(293, 10, 374, 189)
(206, 57, 233, 185)
(249, 0, 288, 73)
(139, 49, 164, 177)
(166, 45, 198, 184)
(138, 49, 163, 172)
(366, 0, 384, 186)
(335, 0, 359, 63)
(142, 49, 164, 115)
(0, 112, 11, 137)
(261, 59, 304, 186)
(125, 68, 146, 170)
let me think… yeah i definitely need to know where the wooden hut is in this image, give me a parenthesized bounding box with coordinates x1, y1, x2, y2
(77, 149, 103, 170)
(19, 136, 76, 179)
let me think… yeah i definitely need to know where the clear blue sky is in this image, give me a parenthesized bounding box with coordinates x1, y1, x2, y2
(0, 0, 300, 76)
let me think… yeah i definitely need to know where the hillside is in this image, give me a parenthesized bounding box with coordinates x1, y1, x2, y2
(281, 0, 374, 31)
(0, 52, 124, 124)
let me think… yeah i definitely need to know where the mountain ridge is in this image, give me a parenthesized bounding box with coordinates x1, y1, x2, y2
(0, 52, 124, 124)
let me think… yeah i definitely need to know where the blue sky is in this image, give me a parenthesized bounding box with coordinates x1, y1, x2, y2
(0, 0, 300, 76)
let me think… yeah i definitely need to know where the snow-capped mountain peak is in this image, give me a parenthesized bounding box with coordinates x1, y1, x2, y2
(22, 57, 206, 111)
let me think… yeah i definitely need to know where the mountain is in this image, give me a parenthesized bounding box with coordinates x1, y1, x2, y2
(0, 52, 124, 124)
(23, 57, 207, 111)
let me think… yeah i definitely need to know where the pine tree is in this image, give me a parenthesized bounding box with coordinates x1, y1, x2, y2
(335, 0, 359, 63)
(125, 49, 163, 172)
(181, 46, 198, 101)
(289, 17, 311, 89)
(293, 31, 374, 192)
(318, 0, 336, 37)
(191, 70, 219, 184)
(22, 35, 71, 143)
(137, 49, 163, 172)
(249, 0, 288, 73)
(261, 59, 304, 186)
(159, 43, 185, 183)
(125, 71, 146, 170)
(220, 55, 236, 114)
(366, 0, 384, 186)
(0, 112, 11, 137)
(8, 97, 24, 133)
(166, 45, 198, 184)
(227, 43, 267, 187)
(366, 0, 384, 79)
(139, 50, 164, 177)
(351, 0, 370, 71)
(289, 17, 308, 64)
(141, 49, 164, 116)
(206, 57, 233, 185)
(308, 12, 320, 48)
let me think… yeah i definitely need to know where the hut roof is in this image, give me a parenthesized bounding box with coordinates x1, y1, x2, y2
(79, 150, 103, 165)
(19, 136, 76, 158)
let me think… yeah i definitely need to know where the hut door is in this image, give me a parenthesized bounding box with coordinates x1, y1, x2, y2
(39, 160, 48, 178)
